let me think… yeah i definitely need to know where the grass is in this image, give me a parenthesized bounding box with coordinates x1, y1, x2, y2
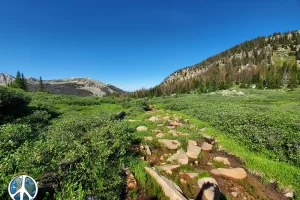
(125, 157, 168, 200)
(153, 90, 300, 199)
(212, 160, 225, 168)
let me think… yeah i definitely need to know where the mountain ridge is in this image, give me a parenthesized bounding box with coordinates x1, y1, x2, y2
(0, 73, 124, 97)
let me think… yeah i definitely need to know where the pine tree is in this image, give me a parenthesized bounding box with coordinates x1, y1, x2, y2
(21, 73, 28, 91)
(296, 49, 300, 60)
(38, 76, 45, 92)
(287, 64, 298, 90)
(12, 71, 23, 89)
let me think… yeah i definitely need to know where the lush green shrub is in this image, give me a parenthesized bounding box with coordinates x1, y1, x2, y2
(0, 113, 135, 199)
(0, 123, 32, 158)
(0, 86, 31, 122)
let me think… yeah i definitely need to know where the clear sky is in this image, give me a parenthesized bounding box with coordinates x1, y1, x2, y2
(0, 0, 299, 91)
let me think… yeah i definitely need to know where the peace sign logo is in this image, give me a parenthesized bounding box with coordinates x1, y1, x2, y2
(8, 175, 38, 200)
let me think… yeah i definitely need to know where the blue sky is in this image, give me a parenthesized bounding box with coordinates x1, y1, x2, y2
(0, 0, 299, 91)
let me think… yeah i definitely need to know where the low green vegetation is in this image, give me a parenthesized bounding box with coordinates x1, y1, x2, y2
(0, 86, 146, 199)
(1, 84, 300, 199)
(152, 88, 300, 198)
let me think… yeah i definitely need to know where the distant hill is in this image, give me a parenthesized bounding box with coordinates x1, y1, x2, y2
(134, 30, 300, 97)
(0, 74, 124, 97)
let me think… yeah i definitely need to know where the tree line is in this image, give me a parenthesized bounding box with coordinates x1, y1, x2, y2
(8, 71, 45, 92)
(127, 30, 300, 98)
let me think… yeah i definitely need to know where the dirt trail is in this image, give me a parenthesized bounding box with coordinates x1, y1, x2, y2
(130, 108, 289, 200)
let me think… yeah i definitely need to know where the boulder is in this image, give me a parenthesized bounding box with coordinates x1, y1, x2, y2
(114, 111, 126, 120)
(167, 150, 189, 165)
(213, 157, 230, 165)
(210, 168, 247, 180)
(149, 116, 160, 122)
(186, 145, 202, 159)
(201, 142, 213, 151)
(145, 167, 188, 200)
(197, 178, 221, 200)
(136, 126, 147, 131)
(159, 139, 181, 150)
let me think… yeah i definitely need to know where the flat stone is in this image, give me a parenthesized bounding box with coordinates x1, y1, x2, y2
(179, 172, 198, 179)
(213, 157, 230, 165)
(168, 121, 183, 126)
(145, 167, 188, 200)
(158, 139, 181, 150)
(210, 168, 247, 180)
(152, 129, 162, 134)
(136, 126, 147, 131)
(197, 178, 221, 200)
(149, 116, 160, 122)
(167, 150, 189, 165)
(201, 142, 213, 151)
(156, 133, 165, 138)
(188, 140, 197, 146)
(128, 119, 140, 122)
(186, 145, 202, 159)
(144, 136, 153, 141)
(178, 133, 189, 136)
(158, 164, 180, 174)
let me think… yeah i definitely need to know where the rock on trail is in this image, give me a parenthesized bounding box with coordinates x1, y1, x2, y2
(158, 139, 181, 150)
(211, 168, 247, 180)
(145, 167, 188, 200)
(167, 150, 189, 165)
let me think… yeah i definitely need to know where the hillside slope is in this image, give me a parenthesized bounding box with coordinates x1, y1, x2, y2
(132, 30, 300, 97)
(0, 74, 124, 96)
(164, 30, 300, 85)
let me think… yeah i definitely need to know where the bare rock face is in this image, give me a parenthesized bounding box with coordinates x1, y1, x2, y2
(145, 167, 188, 200)
(210, 168, 247, 180)
(136, 126, 147, 131)
(213, 157, 230, 165)
(0, 73, 14, 85)
(167, 150, 189, 165)
(197, 178, 221, 200)
(159, 139, 181, 150)
(201, 142, 213, 151)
